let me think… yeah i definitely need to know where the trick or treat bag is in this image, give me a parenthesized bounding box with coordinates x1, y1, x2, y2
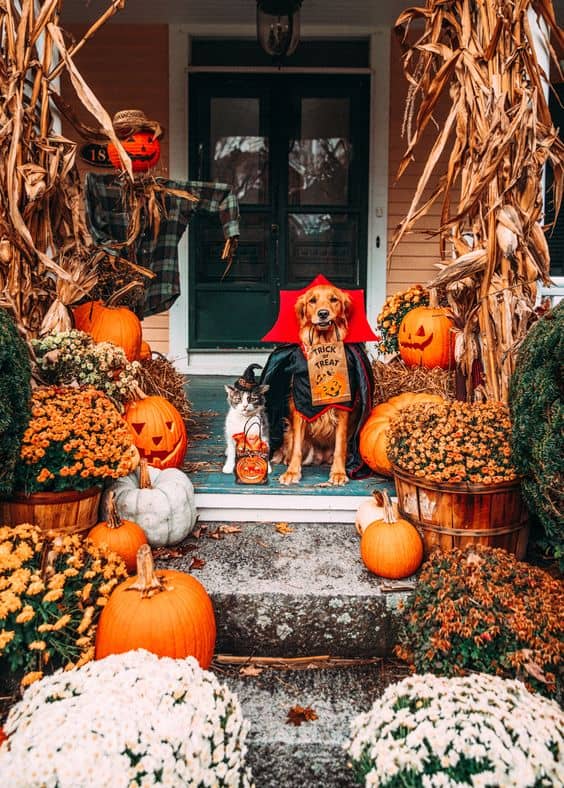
(233, 418, 269, 485)
(306, 340, 352, 406)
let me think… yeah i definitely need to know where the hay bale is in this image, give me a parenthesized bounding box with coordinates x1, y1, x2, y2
(372, 358, 455, 405)
(137, 356, 192, 422)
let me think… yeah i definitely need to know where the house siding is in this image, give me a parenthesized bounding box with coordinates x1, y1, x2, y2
(62, 24, 170, 355)
(62, 24, 446, 351)
(386, 33, 452, 296)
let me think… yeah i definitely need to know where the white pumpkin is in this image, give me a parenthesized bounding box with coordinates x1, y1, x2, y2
(355, 491, 386, 536)
(102, 459, 197, 547)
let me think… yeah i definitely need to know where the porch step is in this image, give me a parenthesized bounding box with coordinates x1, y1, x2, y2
(220, 663, 399, 788)
(160, 521, 411, 658)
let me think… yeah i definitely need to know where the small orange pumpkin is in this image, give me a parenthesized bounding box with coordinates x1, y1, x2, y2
(398, 304, 455, 369)
(360, 491, 424, 579)
(87, 491, 147, 573)
(359, 392, 444, 477)
(125, 394, 187, 469)
(73, 300, 142, 362)
(95, 544, 216, 668)
(108, 132, 161, 173)
(139, 340, 152, 360)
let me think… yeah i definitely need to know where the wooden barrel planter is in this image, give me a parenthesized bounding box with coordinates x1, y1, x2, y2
(392, 467, 529, 560)
(0, 486, 102, 536)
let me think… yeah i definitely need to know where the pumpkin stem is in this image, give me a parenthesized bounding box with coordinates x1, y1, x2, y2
(126, 544, 165, 597)
(105, 491, 122, 529)
(381, 490, 397, 524)
(130, 384, 148, 401)
(428, 288, 439, 308)
(371, 490, 384, 506)
(138, 458, 153, 490)
(106, 281, 144, 307)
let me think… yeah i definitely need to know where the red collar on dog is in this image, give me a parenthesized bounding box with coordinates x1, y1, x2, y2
(261, 274, 379, 344)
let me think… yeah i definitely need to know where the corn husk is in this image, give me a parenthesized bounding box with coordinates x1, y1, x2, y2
(391, 0, 564, 402)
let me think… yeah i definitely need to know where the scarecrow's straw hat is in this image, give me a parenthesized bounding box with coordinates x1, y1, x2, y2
(112, 109, 164, 140)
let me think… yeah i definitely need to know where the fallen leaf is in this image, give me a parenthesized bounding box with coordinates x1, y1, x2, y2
(152, 544, 197, 560)
(192, 525, 208, 540)
(286, 705, 318, 726)
(275, 522, 294, 535)
(190, 557, 206, 570)
(520, 650, 549, 684)
(239, 665, 263, 677)
(219, 525, 242, 535)
(207, 529, 222, 540)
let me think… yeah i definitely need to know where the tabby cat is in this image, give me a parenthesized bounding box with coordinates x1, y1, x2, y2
(222, 364, 270, 474)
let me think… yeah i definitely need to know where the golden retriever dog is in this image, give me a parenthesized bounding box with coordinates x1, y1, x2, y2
(277, 283, 356, 486)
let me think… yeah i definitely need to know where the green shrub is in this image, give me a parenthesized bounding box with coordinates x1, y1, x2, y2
(509, 301, 563, 564)
(395, 545, 563, 699)
(0, 309, 32, 496)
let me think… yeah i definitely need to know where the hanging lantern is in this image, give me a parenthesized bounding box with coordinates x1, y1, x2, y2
(256, 1, 303, 58)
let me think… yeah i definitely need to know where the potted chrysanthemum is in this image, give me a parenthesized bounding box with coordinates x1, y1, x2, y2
(387, 399, 528, 558)
(0, 386, 139, 535)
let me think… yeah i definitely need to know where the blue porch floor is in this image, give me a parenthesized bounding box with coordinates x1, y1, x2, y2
(183, 376, 396, 522)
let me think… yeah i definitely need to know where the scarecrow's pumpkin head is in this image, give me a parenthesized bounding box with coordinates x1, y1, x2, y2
(107, 132, 161, 173)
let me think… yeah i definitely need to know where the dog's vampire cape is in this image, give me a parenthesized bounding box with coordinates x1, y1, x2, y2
(259, 275, 378, 479)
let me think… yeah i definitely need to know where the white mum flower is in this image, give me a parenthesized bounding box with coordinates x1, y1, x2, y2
(0, 650, 253, 787)
(344, 673, 563, 787)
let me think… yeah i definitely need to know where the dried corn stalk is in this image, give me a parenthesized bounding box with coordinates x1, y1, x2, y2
(0, 0, 128, 340)
(391, 0, 564, 402)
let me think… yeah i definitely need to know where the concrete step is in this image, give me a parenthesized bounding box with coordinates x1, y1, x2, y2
(218, 662, 403, 788)
(160, 521, 412, 658)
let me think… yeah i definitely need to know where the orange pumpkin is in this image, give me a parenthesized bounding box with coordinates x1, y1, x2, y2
(0, 727, 6, 746)
(107, 132, 161, 173)
(95, 544, 216, 668)
(360, 491, 424, 579)
(125, 394, 187, 469)
(87, 491, 147, 573)
(73, 300, 142, 362)
(72, 300, 103, 333)
(398, 305, 455, 369)
(139, 340, 152, 360)
(359, 392, 444, 477)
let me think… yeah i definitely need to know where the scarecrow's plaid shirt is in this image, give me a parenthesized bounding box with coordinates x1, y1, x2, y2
(85, 174, 240, 317)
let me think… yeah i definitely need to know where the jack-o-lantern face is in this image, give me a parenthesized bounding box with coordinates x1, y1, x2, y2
(108, 132, 161, 173)
(235, 455, 268, 484)
(124, 396, 187, 469)
(398, 306, 455, 369)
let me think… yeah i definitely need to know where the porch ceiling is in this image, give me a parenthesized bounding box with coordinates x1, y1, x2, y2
(61, 0, 564, 34)
(59, 1, 441, 28)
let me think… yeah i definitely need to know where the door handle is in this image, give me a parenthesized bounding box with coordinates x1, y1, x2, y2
(271, 223, 279, 237)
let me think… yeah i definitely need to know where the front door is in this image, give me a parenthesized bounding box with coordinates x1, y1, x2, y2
(189, 73, 369, 348)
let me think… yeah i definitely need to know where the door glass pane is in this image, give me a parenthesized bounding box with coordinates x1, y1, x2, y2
(194, 212, 269, 284)
(287, 213, 359, 284)
(289, 98, 351, 206)
(210, 98, 268, 204)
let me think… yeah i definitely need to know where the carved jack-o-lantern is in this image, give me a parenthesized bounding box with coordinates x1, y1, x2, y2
(124, 395, 187, 470)
(108, 132, 161, 173)
(398, 306, 455, 369)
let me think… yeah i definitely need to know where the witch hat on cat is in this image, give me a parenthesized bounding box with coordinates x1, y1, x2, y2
(235, 364, 262, 391)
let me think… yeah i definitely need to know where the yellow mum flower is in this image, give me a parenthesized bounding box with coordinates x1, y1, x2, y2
(0, 630, 16, 649)
(28, 640, 47, 651)
(26, 581, 45, 596)
(21, 671, 43, 687)
(52, 614, 72, 631)
(15, 605, 35, 624)
(43, 588, 63, 603)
